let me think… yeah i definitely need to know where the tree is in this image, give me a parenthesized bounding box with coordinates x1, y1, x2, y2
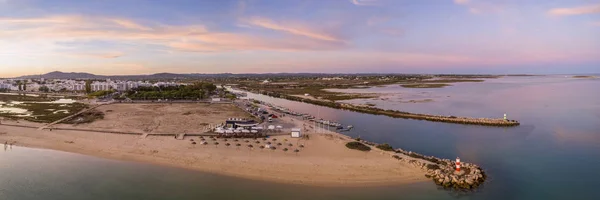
(39, 86, 50, 92)
(23, 80, 27, 91)
(85, 80, 92, 94)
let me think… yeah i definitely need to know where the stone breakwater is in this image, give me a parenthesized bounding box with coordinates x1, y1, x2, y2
(394, 148, 487, 190)
(248, 90, 520, 127)
(359, 140, 487, 190)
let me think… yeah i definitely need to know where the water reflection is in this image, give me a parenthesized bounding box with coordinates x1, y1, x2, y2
(235, 76, 600, 199)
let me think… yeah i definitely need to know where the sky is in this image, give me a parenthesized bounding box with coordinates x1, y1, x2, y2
(0, 0, 599, 77)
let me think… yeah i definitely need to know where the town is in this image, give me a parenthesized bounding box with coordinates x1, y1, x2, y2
(0, 78, 181, 93)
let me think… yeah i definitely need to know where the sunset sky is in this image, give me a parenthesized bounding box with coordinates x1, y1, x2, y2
(1, 0, 599, 77)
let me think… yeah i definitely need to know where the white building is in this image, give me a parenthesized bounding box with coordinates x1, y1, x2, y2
(291, 128, 302, 138)
(0, 83, 12, 90)
(91, 82, 112, 91)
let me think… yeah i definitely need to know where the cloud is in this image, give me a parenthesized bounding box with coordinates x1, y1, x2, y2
(453, 0, 469, 5)
(244, 17, 344, 43)
(70, 52, 124, 59)
(379, 28, 403, 37)
(0, 15, 346, 56)
(350, 0, 378, 6)
(452, 0, 503, 14)
(548, 4, 600, 16)
(169, 33, 345, 52)
(108, 19, 151, 30)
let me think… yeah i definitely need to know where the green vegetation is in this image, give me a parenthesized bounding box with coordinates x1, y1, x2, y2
(426, 164, 441, 170)
(88, 90, 115, 98)
(345, 141, 371, 151)
(573, 75, 595, 78)
(0, 102, 88, 123)
(63, 110, 104, 124)
(0, 94, 88, 123)
(39, 86, 50, 92)
(85, 80, 92, 94)
(124, 82, 217, 100)
(400, 83, 451, 88)
(375, 143, 394, 151)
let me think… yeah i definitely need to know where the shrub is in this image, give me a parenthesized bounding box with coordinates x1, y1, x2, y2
(376, 143, 394, 151)
(345, 142, 371, 152)
(426, 164, 440, 170)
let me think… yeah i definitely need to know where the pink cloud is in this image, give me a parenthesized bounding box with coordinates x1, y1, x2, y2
(350, 0, 379, 6)
(243, 17, 344, 43)
(0, 15, 345, 55)
(452, 0, 504, 14)
(548, 4, 600, 16)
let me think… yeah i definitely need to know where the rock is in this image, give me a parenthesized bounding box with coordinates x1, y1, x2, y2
(443, 176, 450, 185)
(465, 178, 474, 185)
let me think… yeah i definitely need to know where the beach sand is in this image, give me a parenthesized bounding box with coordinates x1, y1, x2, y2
(0, 103, 427, 187)
(52, 103, 253, 134)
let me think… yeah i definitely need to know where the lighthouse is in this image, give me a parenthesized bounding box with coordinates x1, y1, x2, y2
(456, 157, 461, 172)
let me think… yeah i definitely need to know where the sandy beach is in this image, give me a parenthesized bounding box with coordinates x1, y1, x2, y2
(0, 103, 427, 187)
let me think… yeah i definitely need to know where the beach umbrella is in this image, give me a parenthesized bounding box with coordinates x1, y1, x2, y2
(226, 143, 231, 147)
(245, 140, 250, 143)
(255, 141, 260, 144)
(277, 143, 282, 146)
(236, 143, 241, 149)
(272, 138, 277, 141)
(248, 144, 253, 148)
(288, 144, 293, 147)
(259, 146, 265, 151)
(299, 144, 305, 148)
(214, 142, 219, 147)
(192, 142, 196, 145)
(283, 148, 288, 153)
(294, 149, 300, 155)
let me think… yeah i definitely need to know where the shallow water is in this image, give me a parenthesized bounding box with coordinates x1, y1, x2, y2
(1, 76, 599, 199)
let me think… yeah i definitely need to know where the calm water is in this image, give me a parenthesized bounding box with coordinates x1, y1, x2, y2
(2, 76, 599, 199)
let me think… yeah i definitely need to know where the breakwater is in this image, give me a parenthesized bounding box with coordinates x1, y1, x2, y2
(359, 139, 486, 190)
(251, 90, 519, 127)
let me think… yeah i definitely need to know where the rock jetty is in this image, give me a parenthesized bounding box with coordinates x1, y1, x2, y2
(252, 90, 520, 127)
(393, 148, 486, 190)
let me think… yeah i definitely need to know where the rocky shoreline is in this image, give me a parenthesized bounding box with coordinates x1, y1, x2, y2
(360, 140, 487, 190)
